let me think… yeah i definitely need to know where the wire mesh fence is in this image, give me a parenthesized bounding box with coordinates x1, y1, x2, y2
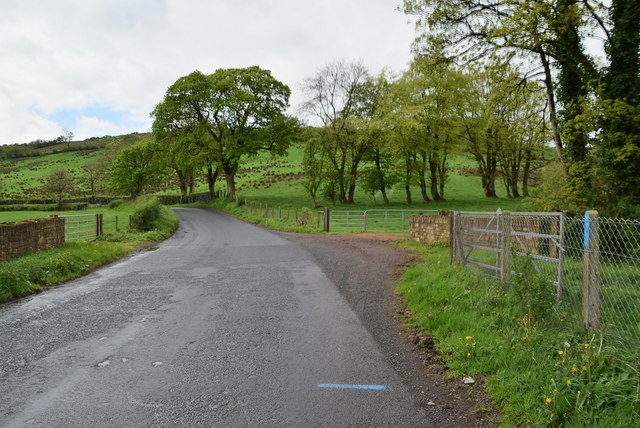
(563, 214, 640, 348)
(451, 210, 640, 350)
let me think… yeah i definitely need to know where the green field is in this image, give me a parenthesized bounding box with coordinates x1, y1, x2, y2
(0, 136, 525, 224)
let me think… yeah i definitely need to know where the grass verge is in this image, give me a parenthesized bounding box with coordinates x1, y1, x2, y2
(0, 201, 178, 303)
(184, 197, 324, 234)
(397, 242, 640, 427)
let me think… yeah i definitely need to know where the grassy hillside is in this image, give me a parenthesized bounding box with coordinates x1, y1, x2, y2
(0, 133, 149, 199)
(0, 132, 529, 213)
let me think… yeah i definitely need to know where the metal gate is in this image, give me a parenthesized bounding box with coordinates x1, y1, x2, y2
(452, 210, 565, 297)
(328, 209, 438, 233)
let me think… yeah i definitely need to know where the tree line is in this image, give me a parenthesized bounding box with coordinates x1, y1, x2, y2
(299, 57, 548, 207)
(103, 59, 549, 207)
(403, 0, 640, 215)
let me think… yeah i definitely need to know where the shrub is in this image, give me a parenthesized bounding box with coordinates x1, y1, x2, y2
(509, 255, 557, 326)
(108, 199, 124, 209)
(297, 207, 313, 226)
(130, 197, 163, 231)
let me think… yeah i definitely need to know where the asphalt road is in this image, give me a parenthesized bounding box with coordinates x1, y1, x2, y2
(0, 208, 438, 427)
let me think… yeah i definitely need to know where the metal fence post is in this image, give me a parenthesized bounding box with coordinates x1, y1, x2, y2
(582, 210, 601, 331)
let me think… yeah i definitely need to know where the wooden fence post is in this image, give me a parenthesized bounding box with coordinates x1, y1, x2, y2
(582, 210, 601, 331)
(449, 211, 456, 264)
(323, 207, 331, 232)
(450, 211, 463, 264)
(96, 213, 104, 237)
(500, 211, 512, 285)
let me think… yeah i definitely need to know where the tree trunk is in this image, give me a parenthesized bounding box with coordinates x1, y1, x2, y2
(522, 149, 532, 197)
(207, 166, 219, 198)
(373, 150, 389, 204)
(539, 51, 564, 165)
(482, 167, 497, 198)
(405, 152, 413, 204)
(224, 169, 237, 197)
(176, 170, 188, 196)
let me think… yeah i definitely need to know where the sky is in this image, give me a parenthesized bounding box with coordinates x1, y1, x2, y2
(0, 0, 417, 145)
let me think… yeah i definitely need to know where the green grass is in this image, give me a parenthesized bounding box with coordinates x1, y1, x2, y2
(398, 243, 640, 427)
(0, 198, 178, 302)
(0, 150, 99, 197)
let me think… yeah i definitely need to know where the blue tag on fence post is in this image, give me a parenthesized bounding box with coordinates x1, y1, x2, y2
(583, 211, 591, 248)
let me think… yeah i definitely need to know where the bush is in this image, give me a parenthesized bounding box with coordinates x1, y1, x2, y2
(509, 255, 557, 326)
(0, 202, 88, 212)
(108, 199, 124, 209)
(130, 197, 163, 231)
(297, 207, 313, 226)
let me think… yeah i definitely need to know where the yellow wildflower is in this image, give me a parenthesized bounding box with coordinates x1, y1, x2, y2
(558, 350, 564, 356)
(467, 353, 471, 357)
(566, 380, 572, 385)
(545, 397, 552, 404)
(584, 343, 590, 349)
(572, 367, 579, 374)
(465, 336, 473, 340)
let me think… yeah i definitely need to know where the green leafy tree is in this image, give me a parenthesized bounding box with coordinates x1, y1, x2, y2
(383, 55, 466, 202)
(42, 168, 78, 209)
(301, 129, 328, 208)
(108, 140, 167, 197)
(80, 162, 104, 203)
(152, 66, 298, 197)
(301, 61, 374, 204)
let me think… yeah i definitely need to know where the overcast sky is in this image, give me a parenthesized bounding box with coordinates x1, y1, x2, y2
(0, 0, 416, 145)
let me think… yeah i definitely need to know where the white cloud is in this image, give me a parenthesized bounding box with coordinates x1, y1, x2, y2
(0, 0, 416, 145)
(74, 116, 135, 140)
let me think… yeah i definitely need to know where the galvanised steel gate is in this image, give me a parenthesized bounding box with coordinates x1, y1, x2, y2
(327, 209, 438, 233)
(451, 210, 565, 297)
(60, 214, 104, 242)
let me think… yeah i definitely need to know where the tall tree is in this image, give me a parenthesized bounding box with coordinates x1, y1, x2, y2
(152, 67, 297, 197)
(42, 169, 77, 209)
(385, 55, 465, 202)
(301, 61, 372, 204)
(108, 140, 166, 197)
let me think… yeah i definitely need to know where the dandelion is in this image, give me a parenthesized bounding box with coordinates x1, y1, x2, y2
(545, 397, 552, 404)
(571, 367, 579, 374)
(583, 343, 590, 349)
(566, 380, 572, 385)
(467, 353, 471, 357)
(582, 365, 588, 372)
(465, 336, 473, 341)
(558, 350, 564, 356)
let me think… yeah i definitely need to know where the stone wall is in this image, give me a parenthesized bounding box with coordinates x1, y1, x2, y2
(0, 216, 65, 262)
(409, 214, 451, 244)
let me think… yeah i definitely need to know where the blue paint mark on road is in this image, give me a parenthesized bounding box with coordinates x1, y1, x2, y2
(317, 384, 386, 390)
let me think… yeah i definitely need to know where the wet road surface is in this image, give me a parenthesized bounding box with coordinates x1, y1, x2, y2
(0, 208, 437, 427)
